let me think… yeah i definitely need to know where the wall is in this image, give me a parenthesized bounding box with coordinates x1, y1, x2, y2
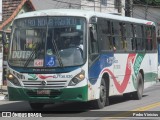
(132, 5, 160, 37)
(81, 0, 125, 16)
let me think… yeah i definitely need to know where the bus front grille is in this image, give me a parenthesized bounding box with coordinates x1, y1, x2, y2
(22, 80, 67, 88)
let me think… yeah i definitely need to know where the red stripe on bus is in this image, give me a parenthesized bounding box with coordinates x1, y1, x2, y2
(102, 54, 136, 93)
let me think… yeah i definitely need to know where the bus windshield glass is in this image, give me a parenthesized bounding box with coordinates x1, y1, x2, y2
(9, 17, 86, 68)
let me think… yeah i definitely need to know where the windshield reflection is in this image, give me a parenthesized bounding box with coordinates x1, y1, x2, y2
(9, 17, 86, 68)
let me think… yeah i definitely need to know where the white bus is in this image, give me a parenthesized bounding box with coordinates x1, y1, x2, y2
(6, 9, 157, 109)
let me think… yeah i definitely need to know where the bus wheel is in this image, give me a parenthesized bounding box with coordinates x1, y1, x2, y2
(91, 78, 108, 109)
(132, 73, 144, 100)
(29, 102, 45, 110)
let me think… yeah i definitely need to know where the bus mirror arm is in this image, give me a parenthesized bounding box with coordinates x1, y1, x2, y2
(2, 31, 8, 45)
(113, 46, 116, 52)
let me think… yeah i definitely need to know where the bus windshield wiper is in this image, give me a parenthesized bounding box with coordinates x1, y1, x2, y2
(24, 42, 41, 68)
(51, 38, 63, 67)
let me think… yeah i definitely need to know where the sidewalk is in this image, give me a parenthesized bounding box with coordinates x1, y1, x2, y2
(0, 85, 8, 100)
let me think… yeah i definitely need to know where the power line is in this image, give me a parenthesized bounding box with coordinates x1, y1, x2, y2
(51, 0, 160, 22)
(52, 0, 116, 6)
(51, 0, 157, 19)
(132, 0, 160, 22)
(133, 0, 160, 8)
(52, 0, 124, 9)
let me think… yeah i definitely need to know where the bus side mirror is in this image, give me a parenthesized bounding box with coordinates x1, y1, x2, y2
(2, 31, 6, 45)
(2, 31, 9, 54)
(89, 16, 97, 24)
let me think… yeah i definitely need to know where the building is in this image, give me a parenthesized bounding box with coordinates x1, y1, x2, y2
(0, 0, 35, 32)
(0, 0, 35, 85)
(31, 0, 126, 16)
(132, 0, 160, 45)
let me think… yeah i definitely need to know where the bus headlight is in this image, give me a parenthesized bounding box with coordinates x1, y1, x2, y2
(7, 73, 21, 86)
(8, 74, 14, 80)
(68, 70, 85, 86)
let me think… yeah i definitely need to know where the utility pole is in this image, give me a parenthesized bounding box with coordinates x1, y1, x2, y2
(145, 0, 148, 20)
(100, 0, 101, 12)
(125, 0, 130, 17)
(118, 0, 122, 13)
(94, 0, 95, 11)
(69, 3, 71, 9)
(131, 0, 133, 17)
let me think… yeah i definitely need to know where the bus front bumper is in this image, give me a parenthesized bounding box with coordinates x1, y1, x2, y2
(7, 86, 88, 103)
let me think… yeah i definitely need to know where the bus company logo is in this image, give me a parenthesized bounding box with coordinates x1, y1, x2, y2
(53, 74, 73, 78)
(28, 74, 73, 81)
(37, 74, 53, 79)
(106, 57, 118, 65)
(28, 74, 38, 80)
(41, 80, 47, 86)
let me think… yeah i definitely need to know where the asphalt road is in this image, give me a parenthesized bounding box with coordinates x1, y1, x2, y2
(0, 82, 160, 120)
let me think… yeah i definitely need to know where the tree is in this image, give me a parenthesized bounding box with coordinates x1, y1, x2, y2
(134, 0, 160, 6)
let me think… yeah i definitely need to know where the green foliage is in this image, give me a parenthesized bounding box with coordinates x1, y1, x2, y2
(145, 0, 153, 4)
(134, 0, 160, 5)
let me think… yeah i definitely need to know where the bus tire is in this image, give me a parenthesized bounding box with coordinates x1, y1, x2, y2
(29, 102, 45, 110)
(132, 73, 144, 100)
(90, 78, 108, 109)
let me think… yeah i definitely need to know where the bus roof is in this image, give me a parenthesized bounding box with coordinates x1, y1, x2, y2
(15, 9, 155, 25)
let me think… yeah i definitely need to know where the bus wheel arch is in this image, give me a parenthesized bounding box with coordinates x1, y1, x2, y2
(139, 69, 144, 83)
(102, 73, 110, 106)
(90, 73, 110, 109)
(132, 70, 144, 100)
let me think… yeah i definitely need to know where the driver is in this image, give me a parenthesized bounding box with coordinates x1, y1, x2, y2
(64, 38, 71, 48)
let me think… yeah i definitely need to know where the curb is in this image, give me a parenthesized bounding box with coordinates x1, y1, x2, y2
(0, 95, 5, 100)
(0, 85, 8, 100)
(0, 94, 8, 100)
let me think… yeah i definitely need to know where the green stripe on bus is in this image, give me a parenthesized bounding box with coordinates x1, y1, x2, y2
(132, 53, 145, 89)
(8, 85, 88, 102)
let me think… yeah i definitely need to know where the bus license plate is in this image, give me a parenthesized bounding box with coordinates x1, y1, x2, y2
(37, 90, 50, 95)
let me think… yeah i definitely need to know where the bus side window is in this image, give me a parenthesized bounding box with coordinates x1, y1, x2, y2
(152, 26, 157, 50)
(119, 22, 127, 51)
(135, 25, 144, 51)
(131, 24, 136, 50)
(98, 18, 112, 51)
(125, 23, 134, 51)
(145, 26, 153, 51)
(89, 24, 98, 54)
(112, 21, 122, 51)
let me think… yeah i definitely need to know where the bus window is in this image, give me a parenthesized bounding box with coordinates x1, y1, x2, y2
(125, 23, 134, 51)
(145, 26, 153, 50)
(134, 25, 144, 51)
(152, 26, 157, 50)
(89, 24, 98, 54)
(112, 21, 122, 51)
(98, 18, 112, 51)
(119, 22, 127, 51)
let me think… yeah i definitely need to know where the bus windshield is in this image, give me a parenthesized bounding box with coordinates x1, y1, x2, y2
(8, 17, 86, 68)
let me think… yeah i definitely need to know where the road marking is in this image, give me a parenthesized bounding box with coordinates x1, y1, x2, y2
(103, 102, 160, 119)
(132, 102, 160, 111)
